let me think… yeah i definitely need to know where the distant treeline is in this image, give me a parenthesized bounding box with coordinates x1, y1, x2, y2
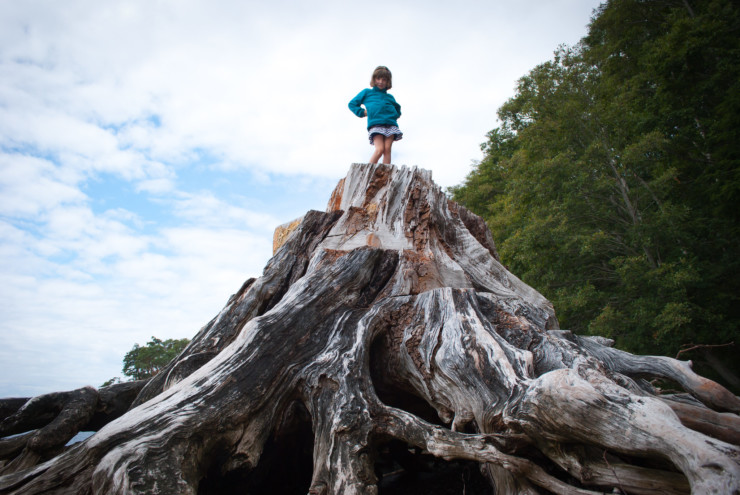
(450, 0, 739, 388)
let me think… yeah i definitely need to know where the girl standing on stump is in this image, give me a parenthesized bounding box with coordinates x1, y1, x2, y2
(348, 66, 402, 165)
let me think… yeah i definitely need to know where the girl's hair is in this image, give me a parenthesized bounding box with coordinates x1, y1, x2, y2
(370, 66, 392, 89)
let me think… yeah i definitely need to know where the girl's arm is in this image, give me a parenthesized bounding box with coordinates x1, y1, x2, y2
(348, 89, 368, 118)
(389, 94, 401, 119)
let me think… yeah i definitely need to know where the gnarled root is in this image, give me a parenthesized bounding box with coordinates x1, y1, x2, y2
(538, 444, 690, 495)
(554, 331, 740, 414)
(510, 368, 740, 494)
(375, 405, 602, 495)
(0, 381, 147, 476)
(368, 287, 740, 493)
(1, 387, 97, 474)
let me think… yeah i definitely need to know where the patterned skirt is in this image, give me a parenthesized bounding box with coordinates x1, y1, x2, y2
(368, 125, 403, 145)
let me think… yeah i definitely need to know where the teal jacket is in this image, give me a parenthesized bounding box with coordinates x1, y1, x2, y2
(348, 87, 402, 130)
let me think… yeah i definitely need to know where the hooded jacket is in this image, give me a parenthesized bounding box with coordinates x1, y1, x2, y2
(348, 86, 402, 130)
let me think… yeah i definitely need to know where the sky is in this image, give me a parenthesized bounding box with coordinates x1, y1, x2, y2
(0, 0, 602, 398)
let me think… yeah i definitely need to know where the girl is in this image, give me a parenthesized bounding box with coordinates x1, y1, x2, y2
(348, 66, 402, 165)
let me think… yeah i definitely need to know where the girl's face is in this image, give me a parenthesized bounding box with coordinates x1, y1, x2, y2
(374, 76, 389, 90)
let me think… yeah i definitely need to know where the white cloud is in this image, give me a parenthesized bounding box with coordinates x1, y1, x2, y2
(167, 191, 281, 231)
(0, 154, 86, 216)
(0, 200, 274, 396)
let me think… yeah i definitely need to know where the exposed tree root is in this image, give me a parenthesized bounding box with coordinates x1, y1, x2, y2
(0, 380, 146, 475)
(376, 406, 603, 495)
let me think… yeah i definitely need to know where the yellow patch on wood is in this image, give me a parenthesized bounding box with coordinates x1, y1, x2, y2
(273, 217, 303, 254)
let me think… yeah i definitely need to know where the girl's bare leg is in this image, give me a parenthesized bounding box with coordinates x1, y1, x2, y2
(382, 135, 394, 164)
(369, 135, 384, 164)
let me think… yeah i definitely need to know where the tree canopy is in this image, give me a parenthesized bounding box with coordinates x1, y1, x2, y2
(450, 0, 740, 388)
(122, 336, 190, 381)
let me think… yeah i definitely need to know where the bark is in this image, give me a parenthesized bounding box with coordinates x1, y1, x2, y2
(0, 163, 738, 494)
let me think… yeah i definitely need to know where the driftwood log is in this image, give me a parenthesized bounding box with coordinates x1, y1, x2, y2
(1, 163, 738, 494)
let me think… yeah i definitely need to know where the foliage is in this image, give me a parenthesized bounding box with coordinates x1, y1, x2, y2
(451, 0, 740, 386)
(101, 377, 122, 387)
(122, 336, 190, 381)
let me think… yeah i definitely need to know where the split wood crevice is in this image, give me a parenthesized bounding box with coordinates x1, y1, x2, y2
(1, 163, 738, 494)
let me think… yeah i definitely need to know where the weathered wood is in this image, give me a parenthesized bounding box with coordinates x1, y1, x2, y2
(131, 208, 344, 408)
(0, 387, 97, 475)
(662, 394, 740, 445)
(0, 380, 148, 475)
(539, 444, 691, 495)
(377, 406, 603, 495)
(0, 400, 28, 424)
(1, 163, 738, 494)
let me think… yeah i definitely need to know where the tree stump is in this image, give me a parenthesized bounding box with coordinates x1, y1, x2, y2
(1, 163, 738, 494)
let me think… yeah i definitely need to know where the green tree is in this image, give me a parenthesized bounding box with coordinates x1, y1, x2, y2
(451, 0, 740, 387)
(122, 336, 190, 381)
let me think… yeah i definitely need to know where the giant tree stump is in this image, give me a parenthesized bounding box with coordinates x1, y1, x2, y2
(1, 163, 738, 494)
